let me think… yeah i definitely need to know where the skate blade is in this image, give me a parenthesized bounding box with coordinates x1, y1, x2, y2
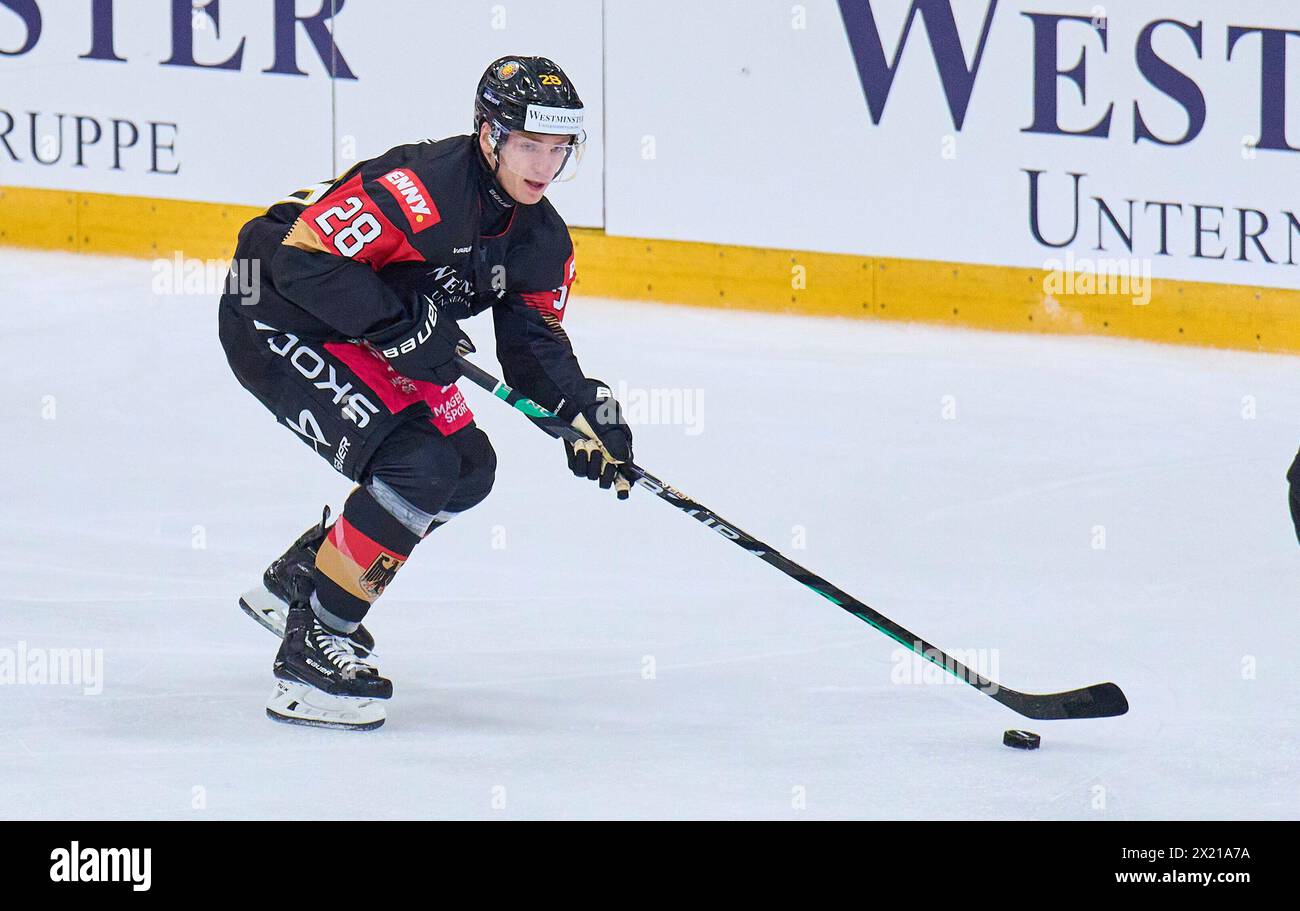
(240, 585, 287, 638)
(265, 680, 386, 731)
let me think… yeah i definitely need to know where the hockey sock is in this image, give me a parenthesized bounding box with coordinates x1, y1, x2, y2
(312, 485, 420, 629)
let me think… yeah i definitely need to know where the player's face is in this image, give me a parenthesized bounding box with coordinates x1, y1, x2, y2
(481, 126, 575, 205)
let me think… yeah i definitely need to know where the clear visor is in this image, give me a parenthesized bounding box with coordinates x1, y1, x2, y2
(495, 127, 586, 184)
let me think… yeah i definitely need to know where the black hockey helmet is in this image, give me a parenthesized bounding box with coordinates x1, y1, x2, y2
(475, 56, 586, 181)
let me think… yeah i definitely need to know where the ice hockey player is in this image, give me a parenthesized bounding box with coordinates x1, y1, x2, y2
(217, 56, 633, 730)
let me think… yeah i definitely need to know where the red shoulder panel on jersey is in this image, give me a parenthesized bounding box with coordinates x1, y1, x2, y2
(300, 174, 423, 268)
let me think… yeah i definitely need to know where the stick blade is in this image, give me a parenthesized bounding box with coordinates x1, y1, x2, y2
(995, 682, 1129, 720)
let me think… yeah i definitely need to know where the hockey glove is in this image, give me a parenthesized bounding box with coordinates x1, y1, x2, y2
(563, 379, 633, 500)
(371, 293, 474, 386)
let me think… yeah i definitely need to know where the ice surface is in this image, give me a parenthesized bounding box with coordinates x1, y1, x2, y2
(1, 249, 1296, 819)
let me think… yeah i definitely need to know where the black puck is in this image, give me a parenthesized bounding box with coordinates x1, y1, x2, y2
(1003, 729, 1041, 750)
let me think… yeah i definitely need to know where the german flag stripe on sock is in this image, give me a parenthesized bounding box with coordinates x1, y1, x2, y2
(316, 516, 409, 602)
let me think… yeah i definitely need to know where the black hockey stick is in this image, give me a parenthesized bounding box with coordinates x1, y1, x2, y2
(454, 356, 1128, 721)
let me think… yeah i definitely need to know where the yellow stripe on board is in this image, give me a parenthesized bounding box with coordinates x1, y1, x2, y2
(0, 186, 260, 261)
(3, 185, 1297, 354)
(571, 229, 1300, 355)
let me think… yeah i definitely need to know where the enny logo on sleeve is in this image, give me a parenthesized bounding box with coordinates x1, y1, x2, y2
(50, 842, 151, 891)
(379, 169, 441, 232)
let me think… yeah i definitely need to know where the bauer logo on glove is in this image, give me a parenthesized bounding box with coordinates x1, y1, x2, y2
(371, 292, 475, 387)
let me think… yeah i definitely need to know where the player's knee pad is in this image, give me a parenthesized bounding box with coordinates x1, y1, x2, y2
(446, 425, 497, 514)
(364, 420, 464, 536)
(406, 428, 498, 538)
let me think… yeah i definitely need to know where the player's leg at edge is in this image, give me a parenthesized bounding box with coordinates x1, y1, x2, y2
(1288, 447, 1300, 546)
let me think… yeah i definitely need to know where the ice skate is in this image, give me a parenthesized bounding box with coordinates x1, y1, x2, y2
(266, 598, 392, 731)
(239, 506, 376, 657)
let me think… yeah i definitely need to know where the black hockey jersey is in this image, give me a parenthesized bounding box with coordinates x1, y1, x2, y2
(219, 134, 585, 418)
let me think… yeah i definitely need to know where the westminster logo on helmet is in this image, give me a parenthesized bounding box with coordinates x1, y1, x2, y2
(524, 104, 584, 135)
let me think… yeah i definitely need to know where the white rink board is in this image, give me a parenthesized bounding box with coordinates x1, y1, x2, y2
(0, 1, 605, 224)
(3, 1, 1297, 280)
(604, 0, 1300, 288)
(0, 1, 335, 206)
